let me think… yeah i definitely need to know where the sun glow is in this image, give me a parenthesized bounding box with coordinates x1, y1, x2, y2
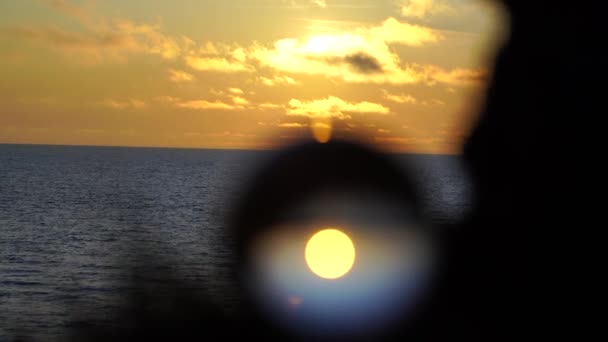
(305, 228, 356, 279)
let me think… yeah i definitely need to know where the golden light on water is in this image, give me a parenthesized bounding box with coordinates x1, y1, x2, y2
(305, 229, 355, 279)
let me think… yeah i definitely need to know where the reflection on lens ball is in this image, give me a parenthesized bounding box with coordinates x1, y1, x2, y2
(305, 228, 356, 279)
(246, 191, 434, 338)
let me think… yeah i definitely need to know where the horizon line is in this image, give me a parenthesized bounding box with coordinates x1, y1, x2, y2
(0, 142, 458, 156)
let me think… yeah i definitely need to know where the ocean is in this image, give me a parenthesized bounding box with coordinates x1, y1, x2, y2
(0, 144, 471, 340)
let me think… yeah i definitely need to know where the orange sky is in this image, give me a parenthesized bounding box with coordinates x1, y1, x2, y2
(0, 0, 506, 153)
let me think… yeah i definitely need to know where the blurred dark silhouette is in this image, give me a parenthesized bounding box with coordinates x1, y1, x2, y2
(13, 0, 594, 340)
(459, 1, 596, 338)
(228, 140, 431, 340)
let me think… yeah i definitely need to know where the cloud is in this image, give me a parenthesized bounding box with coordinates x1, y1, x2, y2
(205, 131, 256, 138)
(156, 96, 181, 103)
(287, 96, 389, 119)
(382, 90, 417, 103)
(344, 53, 383, 73)
(168, 69, 194, 82)
(259, 75, 299, 86)
(2, 19, 185, 64)
(426, 67, 487, 85)
(1, 1, 187, 64)
(258, 103, 284, 109)
(312, 0, 327, 8)
(183, 41, 254, 73)
(104, 98, 146, 109)
(14, 1, 485, 89)
(130, 99, 146, 108)
(1, 26, 125, 48)
(247, 17, 485, 85)
(252, 18, 442, 76)
(282, 0, 328, 9)
(209, 89, 226, 96)
(231, 96, 249, 105)
(198, 41, 220, 55)
(152, 15, 479, 87)
(228, 87, 244, 95)
(114, 20, 182, 59)
(232, 48, 247, 62)
(400, 0, 451, 18)
(40, 0, 91, 24)
(185, 56, 253, 72)
(312, 122, 331, 128)
(175, 100, 238, 110)
(278, 122, 307, 128)
(320, 52, 384, 74)
(175, 16, 483, 86)
(367, 17, 442, 46)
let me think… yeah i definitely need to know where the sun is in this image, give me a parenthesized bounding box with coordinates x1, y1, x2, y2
(305, 228, 356, 279)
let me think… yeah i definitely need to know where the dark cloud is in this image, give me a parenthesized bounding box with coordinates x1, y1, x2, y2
(343, 53, 384, 74)
(308, 52, 384, 75)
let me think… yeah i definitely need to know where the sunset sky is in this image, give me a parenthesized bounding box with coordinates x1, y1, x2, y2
(0, 0, 506, 153)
